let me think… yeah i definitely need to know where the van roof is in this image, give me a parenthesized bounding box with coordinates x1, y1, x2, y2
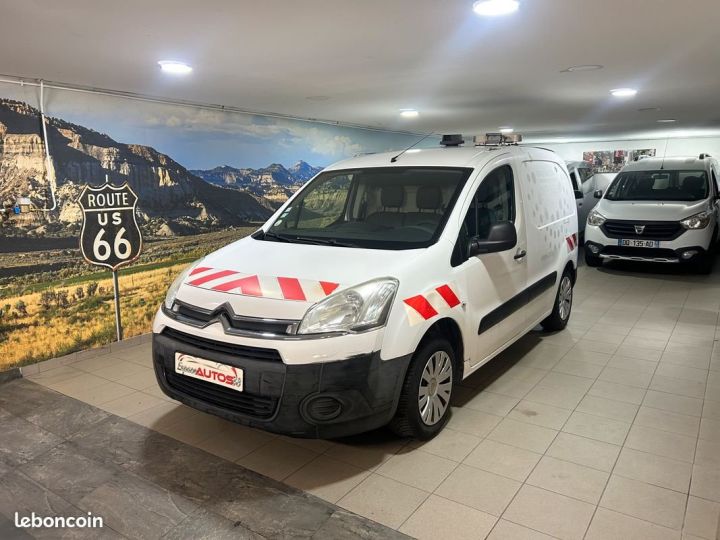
(324, 145, 561, 171)
(621, 156, 710, 172)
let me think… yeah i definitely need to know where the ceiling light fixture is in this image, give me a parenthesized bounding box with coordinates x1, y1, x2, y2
(399, 109, 419, 118)
(158, 60, 192, 74)
(610, 88, 638, 98)
(562, 65, 604, 72)
(499, 127, 514, 133)
(657, 119, 677, 123)
(472, 0, 520, 17)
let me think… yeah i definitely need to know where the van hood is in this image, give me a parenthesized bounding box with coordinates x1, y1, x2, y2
(174, 236, 426, 319)
(597, 199, 709, 221)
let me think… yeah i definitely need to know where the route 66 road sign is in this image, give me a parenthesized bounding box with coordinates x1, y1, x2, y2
(77, 182, 142, 270)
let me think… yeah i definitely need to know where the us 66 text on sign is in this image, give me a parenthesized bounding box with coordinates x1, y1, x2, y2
(77, 182, 142, 270)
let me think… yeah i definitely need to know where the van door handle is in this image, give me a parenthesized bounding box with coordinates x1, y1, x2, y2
(514, 249, 527, 260)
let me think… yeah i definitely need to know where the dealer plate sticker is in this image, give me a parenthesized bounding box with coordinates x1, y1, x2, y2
(174, 353, 244, 392)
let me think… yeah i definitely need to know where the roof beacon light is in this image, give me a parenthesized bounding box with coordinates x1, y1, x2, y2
(474, 132, 523, 146)
(440, 134, 465, 147)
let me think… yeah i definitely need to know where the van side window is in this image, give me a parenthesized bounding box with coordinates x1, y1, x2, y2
(452, 165, 515, 265)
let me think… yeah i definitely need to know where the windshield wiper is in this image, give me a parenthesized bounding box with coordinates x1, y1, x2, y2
(294, 236, 358, 248)
(262, 231, 291, 242)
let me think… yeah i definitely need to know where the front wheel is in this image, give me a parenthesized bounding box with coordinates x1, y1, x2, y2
(584, 249, 602, 267)
(389, 338, 455, 440)
(541, 272, 573, 331)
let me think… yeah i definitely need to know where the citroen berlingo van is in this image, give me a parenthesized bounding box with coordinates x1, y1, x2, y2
(153, 139, 579, 439)
(585, 155, 720, 273)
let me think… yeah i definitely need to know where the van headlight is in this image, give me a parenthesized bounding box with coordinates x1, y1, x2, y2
(164, 261, 202, 310)
(680, 210, 713, 230)
(587, 210, 606, 227)
(297, 278, 398, 335)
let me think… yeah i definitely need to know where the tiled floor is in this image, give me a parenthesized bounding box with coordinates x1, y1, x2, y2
(0, 379, 406, 539)
(20, 258, 720, 539)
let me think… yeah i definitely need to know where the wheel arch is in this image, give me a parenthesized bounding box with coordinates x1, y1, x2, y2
(416, 317, 465, 379)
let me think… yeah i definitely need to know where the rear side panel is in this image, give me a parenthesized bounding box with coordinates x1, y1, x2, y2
(519, 158, 579, 324)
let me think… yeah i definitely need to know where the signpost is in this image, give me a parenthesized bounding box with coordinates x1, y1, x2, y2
(77, 177, 142, 341)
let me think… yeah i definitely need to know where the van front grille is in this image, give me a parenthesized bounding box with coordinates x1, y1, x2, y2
(164, 368, 277, 418)
(601, 220, 683, 240)
(162, 327, 282, 362)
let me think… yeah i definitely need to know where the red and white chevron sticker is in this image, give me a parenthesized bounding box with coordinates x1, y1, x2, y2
(403, 283, 462, 326)
(186, 266, 340, 302)
(565, 233, 578, 252)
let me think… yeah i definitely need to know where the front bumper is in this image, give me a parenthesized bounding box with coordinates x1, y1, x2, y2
(152, 329, 412, 438)
(584, 224, 712, 264)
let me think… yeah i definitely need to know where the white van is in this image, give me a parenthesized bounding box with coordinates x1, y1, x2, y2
(566, 160, 598, 232)
(585, 155, 720, 273)
(153, 141, 579, 439)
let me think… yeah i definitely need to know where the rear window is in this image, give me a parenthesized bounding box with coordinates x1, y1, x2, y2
(606, 170, 709, 202)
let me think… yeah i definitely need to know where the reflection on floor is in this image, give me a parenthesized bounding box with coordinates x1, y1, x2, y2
(0, 379, 407, 539)
(15, 259, 720, 539)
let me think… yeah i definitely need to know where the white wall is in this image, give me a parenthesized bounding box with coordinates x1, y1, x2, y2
(529, 135, 720, 190)
(530, 136, 720, 163)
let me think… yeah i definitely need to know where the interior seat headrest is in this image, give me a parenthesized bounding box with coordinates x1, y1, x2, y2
(381, 185, 405, 208)
(416, 185, 443, 210)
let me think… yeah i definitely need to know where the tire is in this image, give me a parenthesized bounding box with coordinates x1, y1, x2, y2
(697, 229, 719, 274)
(696, 253, 715, 274)
(541, 271, 573, 332)
(584, 250, 602, 267)
(389, 337, 455, 440)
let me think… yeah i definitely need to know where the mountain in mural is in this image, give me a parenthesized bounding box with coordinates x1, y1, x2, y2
(191, 161, 322, 206)
(0, 98, 273, 236)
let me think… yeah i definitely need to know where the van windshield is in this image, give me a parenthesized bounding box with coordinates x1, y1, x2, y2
(606, 170, 709, 202)
(262, 167, 472, 250)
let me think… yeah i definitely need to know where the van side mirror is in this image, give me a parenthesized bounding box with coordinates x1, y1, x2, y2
(593, 189, 603, 199)
(468, 221, 517, 256)
(573, 189, 583, 200)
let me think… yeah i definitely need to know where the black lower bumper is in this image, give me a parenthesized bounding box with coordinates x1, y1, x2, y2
(152, 330, 412, 438)
(586, 241, 708, 264)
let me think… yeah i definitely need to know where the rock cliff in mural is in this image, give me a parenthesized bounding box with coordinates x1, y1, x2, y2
(0, 99, 274, 235)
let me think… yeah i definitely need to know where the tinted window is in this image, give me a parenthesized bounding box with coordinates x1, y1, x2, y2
(453, 165, 515, 264)
(266, 167, 471, 250)
(606, 170, 709, 202)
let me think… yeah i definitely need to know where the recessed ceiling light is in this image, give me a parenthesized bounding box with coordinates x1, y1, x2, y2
(158, 60, 192, 74)
(610, 88, 638, 98)
(657, 119, 677, 123)
(499, 127, 514, 133)
(473, 0, 519, 17)
(561, 65, 604, 72)
(399, 109, 419, 118)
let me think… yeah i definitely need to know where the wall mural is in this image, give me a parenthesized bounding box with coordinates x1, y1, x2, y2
(0, 81, 421, 369)
(582, 148, 656, 174)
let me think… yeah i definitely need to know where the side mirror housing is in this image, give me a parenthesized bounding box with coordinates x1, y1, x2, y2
(468, 221, 517, 256)
(573, 189, 583, 200)
(593, 189, 603, 199)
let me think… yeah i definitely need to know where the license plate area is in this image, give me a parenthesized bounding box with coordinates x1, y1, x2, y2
(174, 352, 244, 392)
(618, 239, 660, 248)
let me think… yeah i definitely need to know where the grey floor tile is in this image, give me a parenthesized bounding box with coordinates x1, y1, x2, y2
(75, 472, 198, 539)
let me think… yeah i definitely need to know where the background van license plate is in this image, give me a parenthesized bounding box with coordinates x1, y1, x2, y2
(618, 239, 660, 248)
(174, 353, 244, 392)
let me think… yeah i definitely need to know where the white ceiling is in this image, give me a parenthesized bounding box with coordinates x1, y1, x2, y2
(2, 0, 720, 141)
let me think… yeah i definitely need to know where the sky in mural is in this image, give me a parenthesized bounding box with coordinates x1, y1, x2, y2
(0, 81, 423, 170)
